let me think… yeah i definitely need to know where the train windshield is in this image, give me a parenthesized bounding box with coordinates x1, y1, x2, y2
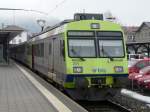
(68, 39, 96, 57)
(99, 40, 124, 57)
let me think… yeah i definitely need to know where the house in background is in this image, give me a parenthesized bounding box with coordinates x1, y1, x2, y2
(9, 25, 30, 44)
(124, 22, 150, 56)
(122, 26, 139, 42)
(135, 22, 150, 42)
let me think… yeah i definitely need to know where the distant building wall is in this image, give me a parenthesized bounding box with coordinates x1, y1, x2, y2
(122, 26, 138, 43)
(135, 24, 150, 42)
(125, 22, 150, 57)
(10, 31, 28, 44)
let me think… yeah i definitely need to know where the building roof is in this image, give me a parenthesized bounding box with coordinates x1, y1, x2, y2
(122, 26, 139, 34)
(0, 25, 26, 42)
(3, 25, 26, 31)
(144, 22, 150, 27)
(136, 22, 150, 32)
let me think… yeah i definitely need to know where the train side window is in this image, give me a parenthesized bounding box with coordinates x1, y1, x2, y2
(29, 45, 32, 55)
(35, 44, 40, 57)
(37, 44, 39, 57)
(35, 44, 37, 56)
(34, 44, 38, 56)
(60, 40, 65, 60)
(27, 45, 32, 55)
(34, 44, 37, 56)
(60, 40, 62, 56)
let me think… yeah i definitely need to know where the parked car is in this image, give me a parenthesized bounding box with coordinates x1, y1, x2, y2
(128, 66, 150, 81)
(137, 75, 150, 88)
(128, 59, 150, 74)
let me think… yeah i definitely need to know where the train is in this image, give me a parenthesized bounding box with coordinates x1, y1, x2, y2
(11, 13, 128, 101)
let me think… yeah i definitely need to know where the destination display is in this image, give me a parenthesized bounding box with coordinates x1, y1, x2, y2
(97, 31, 122, 37)
(68, 31, 94, 37)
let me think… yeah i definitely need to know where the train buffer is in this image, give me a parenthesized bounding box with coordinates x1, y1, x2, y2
(0, 61, 87, 112)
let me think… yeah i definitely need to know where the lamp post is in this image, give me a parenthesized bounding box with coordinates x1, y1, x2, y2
(37, 19, 46, 32)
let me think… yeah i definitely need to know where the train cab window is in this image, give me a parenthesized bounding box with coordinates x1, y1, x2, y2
(68, 39, 96, 57)
(99, 40, 124, 57)
(97, 31, 124, 58)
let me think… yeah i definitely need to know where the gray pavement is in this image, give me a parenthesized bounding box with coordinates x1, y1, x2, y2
(0, 64, 57, 112)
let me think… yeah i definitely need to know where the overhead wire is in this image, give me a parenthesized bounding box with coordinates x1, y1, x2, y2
(0, 0, 68, 16)
(48, 0, 67, 15)
(0, 8, 48, 15)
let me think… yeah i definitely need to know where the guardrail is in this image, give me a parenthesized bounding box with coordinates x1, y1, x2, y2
(121, 88, 150, 104)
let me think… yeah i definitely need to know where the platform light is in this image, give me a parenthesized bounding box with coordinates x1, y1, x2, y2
(37, 19, 46, 31)
(91, 23, 100, 29)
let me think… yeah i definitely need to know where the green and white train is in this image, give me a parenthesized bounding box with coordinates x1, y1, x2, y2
(11, 13, 128, 100)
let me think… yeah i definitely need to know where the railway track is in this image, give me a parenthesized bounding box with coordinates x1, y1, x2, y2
(77, 101, 132, 112)
(109, 88, 150, 112)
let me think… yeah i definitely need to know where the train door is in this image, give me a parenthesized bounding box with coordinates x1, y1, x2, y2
(48, 38, 53, 72)
(52, 38, 57, 73)
(43, 39, 49, 75)
(0, 44, 3, 63)
(52, 37, 66, 84)
(52, 37, 63, 82)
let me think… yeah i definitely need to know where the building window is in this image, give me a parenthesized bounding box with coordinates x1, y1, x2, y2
(12, 39, 16, 44)
(132, 36, 135, 41)
(19, 39, 22, 43)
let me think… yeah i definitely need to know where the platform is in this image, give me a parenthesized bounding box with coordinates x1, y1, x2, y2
(0, 62, 87, 112)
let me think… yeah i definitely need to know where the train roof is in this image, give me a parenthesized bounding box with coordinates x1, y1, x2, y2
(32, 19, 74, 38)
(32, 13, 104, 38)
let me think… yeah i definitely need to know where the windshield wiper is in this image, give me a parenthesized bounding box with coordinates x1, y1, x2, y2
(101, 44, 114, 61)
(71, 48, 85, 61)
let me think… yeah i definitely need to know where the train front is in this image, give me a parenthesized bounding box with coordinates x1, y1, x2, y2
(63, 20, 128, 100)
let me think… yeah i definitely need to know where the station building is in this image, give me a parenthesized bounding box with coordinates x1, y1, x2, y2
(0, 25, 25, 64)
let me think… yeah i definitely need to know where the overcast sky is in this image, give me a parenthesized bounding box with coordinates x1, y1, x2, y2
(0, 0, 149, 30)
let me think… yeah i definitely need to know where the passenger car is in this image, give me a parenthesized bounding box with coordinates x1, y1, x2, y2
(128, 59, 150, 74)
(138, 75, 150, 89)
(128, 66, 150, 81)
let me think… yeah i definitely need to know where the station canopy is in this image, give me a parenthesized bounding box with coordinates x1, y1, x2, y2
(0, 25, 25, 43)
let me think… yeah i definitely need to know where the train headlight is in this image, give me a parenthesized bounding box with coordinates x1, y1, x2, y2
(91, 23, 100, 29)
(114, 66, 123, 73)
(73, 67, 83, 73)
